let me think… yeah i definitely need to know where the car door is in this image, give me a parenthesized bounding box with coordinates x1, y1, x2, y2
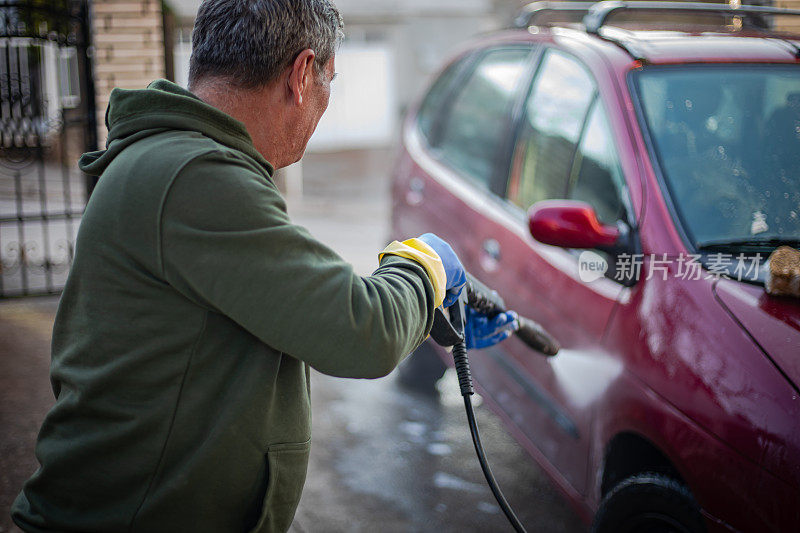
(466, 48, 634, 497)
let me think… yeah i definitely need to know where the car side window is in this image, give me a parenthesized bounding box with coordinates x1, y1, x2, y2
(568, 100, 627, 225)
(509, 49, 596, 209)
(435, 47, 531, 189)
(417, 57, 471, 144)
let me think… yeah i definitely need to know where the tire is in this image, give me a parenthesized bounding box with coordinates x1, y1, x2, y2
(396, 339, 447, 394)
(592, 473, 706, 533)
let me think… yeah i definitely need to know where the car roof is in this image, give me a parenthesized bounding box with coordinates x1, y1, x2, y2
(592, 26, 800, 65)
(476, 24, 800, 67)
(502, 1, 800, 66)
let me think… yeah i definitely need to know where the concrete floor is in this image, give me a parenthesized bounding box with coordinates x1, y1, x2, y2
(292, 369, 586, 533)
(0, 297, 58, 533)
(0, 149, 586, 533)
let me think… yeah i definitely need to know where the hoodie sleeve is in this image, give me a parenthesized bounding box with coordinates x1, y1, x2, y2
(159, 149, 435, 378)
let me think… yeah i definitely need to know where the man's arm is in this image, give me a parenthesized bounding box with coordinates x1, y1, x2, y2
(159, 150, 434, 378)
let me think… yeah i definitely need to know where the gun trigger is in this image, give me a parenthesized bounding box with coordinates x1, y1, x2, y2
(430, 307, 465, 347)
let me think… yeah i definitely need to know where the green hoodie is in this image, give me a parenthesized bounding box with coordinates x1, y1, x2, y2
(12, 80, 435, 533)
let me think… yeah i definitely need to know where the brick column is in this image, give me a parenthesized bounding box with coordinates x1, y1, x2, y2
(91, 0, 167, 144)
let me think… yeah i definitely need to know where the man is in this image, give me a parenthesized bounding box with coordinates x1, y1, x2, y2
(12, 1, 516, 531)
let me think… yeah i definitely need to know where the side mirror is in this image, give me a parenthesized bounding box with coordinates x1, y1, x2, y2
(528, 200, 621, 250)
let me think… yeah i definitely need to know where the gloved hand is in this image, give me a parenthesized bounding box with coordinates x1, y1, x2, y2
(416, 233, 466, 308)
(465, 307, 519, 349)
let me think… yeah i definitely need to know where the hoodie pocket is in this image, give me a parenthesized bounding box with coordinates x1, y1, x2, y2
(248, 440, 310, 533)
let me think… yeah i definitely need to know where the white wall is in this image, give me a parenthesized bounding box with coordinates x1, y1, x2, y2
(174, 28, 192, 88)
(308, 43, 397, 151)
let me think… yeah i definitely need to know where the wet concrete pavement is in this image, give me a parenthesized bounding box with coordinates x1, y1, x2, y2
(0, 149, 586, 533)
(292, 370, 586, 533)
(0, 298, 58, 533)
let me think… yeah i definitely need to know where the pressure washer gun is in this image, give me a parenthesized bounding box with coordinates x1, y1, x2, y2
(430, 273, 560, 357)
(428, 273, 559, 533)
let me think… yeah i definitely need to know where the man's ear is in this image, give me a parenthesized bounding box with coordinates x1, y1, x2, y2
(287, 49, 316, 106)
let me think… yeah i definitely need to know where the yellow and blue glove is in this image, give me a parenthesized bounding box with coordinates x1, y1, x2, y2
(379, 233, 465, 308)
(416, 233, 467, 307)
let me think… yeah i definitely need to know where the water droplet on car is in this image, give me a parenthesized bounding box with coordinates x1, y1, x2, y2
(427, 443, 452, 456)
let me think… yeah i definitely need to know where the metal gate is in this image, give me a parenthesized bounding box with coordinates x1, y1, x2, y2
(0, 0, 97, 298)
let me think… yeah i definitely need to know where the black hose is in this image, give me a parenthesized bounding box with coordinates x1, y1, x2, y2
(453, 340, 527, 533)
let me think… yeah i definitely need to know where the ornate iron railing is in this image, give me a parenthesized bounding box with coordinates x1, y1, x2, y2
(0, 0, 97, 297)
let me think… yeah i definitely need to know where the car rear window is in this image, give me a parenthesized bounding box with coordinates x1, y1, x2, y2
(417, 56, 471, 144)
(435, 47, 531, 189)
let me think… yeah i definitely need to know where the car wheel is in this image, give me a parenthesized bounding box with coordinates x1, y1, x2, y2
(592, 473, 705, 533)
(396, 339, 447, 394)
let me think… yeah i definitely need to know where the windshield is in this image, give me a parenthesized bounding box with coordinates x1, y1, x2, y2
(633, 65, 800, 252)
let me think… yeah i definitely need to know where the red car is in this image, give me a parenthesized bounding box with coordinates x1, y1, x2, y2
(391, 2, 800, 531)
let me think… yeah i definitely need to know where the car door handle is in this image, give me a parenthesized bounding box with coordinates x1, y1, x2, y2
(480, 239, 501, 273)
(405, 177, 425, 206)
(482, 239, 501, 261)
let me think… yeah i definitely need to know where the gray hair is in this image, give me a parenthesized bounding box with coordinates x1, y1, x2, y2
(188, 0, 344, 88)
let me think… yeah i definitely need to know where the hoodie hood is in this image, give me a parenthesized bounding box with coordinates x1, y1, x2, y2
(79, 79, 274, 177)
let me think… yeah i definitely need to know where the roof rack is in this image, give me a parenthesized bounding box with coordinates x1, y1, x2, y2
(514, 1, 800, 32)
(513, 1, 800, 61)
(513, 1, 596, 29)
(583, 1, 800, 34)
